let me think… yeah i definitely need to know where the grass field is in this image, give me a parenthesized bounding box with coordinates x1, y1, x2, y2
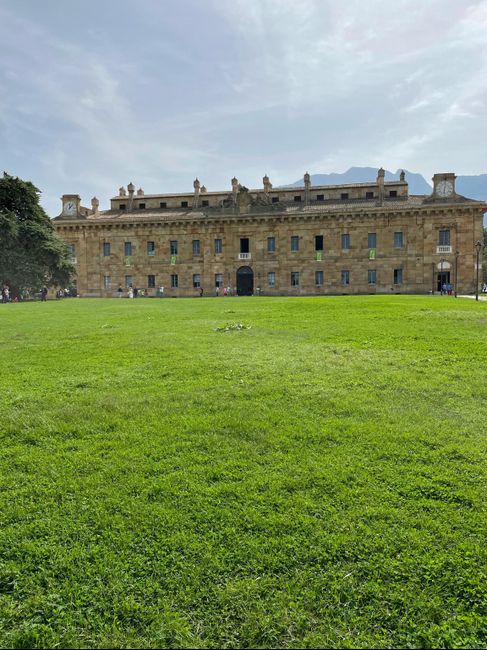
(0, 295, 486, 649)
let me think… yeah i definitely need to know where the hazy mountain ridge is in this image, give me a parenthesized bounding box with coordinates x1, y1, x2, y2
(287, 167, 487, 203)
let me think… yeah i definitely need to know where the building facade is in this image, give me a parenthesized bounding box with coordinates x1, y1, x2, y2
(53, 170, 486, 297)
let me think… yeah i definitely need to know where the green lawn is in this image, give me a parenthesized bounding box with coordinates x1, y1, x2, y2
(0, 295, 486, 649)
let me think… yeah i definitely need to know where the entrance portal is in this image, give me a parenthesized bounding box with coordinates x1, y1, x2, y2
(236, 266, 254, 296)
(437, 271, 451, 292)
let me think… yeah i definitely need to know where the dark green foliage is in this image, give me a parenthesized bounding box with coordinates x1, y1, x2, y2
(0, 296, 486, 648)
(0, 173, 74, 292)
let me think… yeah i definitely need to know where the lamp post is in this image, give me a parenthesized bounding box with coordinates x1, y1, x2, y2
(454, 250, 459, 298)
(440, 258, 445, 295)
(475, 240, 482, 301)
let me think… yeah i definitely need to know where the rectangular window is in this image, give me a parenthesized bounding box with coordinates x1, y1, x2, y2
(124, 241, 132, 257)
(272, 196, 279, 203)
(291, 236, 299, 252)
(315, 235, 323, 251)
(215, 273, 223, 288)
(268, 272, 276, 287)
(171, 274, 178, 288)
(368, 233, 377, 249)
(147, 241, 155, 256)
(193, 274, 201, 288)
(160, 202, 167, 209)
(267, 237, 276, 253)
(389, 190, 397, 198)
(67, 244, 75, 258)
(202, 200, 209, 207)
(341, 270, 350, 285)
(341, 233, 350, 250)
(291, 272, 299, 287)
(147, 275, 155, 288)
(119, 204, 126, 210)
(103, 242, 110, 257)
(394, 231, 403, 248)
(214, 238, 222, 254)
(181, 201, 188, 208)
(125, 275, 132, 288)
(439, 229, 450, 245)
(341, 193, 349, 200)
(170, 240, 178, 255)
(139, 203, 146, 209)
(294, 195, 302, 202)
(368, 269, 377, 285)
(240, 238, 249, 253)
(104, 275, 111, 289)
(315, 270, 323, 286)
(394, 268, 403, 284)
(316, 194, 324, 201)
(366, 191, 374, 199)
(192, 239, 201, 255)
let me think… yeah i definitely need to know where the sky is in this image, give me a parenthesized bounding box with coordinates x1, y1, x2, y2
(1, 0, 487, 217)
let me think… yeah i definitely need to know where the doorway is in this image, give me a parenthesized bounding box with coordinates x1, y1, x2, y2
(437, 271, 450, 292)
(236, 266, 253, 296)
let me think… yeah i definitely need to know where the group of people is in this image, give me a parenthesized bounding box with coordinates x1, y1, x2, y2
(1, 285, 10, 303)
(441, 283, 454, 296)
(120, 285, 151, 299)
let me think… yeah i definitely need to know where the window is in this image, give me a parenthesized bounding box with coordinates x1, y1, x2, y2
(294, 195, 302, 202)
(394, 231, 403, 248)
(171, 274, 178, 288)
(240, 238, 249, 253)
(170, 240, 178, 255)
(316, 194, 324, 201)
(368, 269, 377, 285)
(315, 270, 323, 286)
(341, 193, 349, 200)
(291, 272, 299, 287)
(368, 233, 377, 249)
(214, 238, 222, 254)
(125, 275, 132, 288)
(104, 275, 111, 289)
(119, 204, 126, 210)
(124, 241, 132, 257)
(202, 200, 209, 207)
(366, 191, 374, 199)
(215, 273, 223, 288)
(147, 275, 155, 288)
(267, 237, 276, 253)
(272, 196, 279, 204)
(439, 229, 450, 245)
(341, 270, 350, 285)
(291, 236, 299, 252)
(103, 242, 110, 256)
(394, 268, 403, 284)
(192, 239, 201, 256)
(341, 234, 350, 250)
(160, 202, 167, 209)
(139, 203, 146, 209)
(389, 190, 397, 198)
(193, 274, 201, 288)
(67, 244, 75, 258)
(268, 272, 276, 287)
(315, 235, 323, 251)
(147, 241, 155, 256)
(181, 201, 188, 208)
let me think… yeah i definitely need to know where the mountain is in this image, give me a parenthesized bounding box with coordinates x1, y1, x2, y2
(456, 174, 487, 202)
(286, 167, 432, 195)
(286, 167, 487, 225)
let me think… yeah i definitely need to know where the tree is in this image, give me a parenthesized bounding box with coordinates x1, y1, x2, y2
(0, 173, 74, 294)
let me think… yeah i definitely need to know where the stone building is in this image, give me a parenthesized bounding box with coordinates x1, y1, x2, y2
(53, 170, 486, 297)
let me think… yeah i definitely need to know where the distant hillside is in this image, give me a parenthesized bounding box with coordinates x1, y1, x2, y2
(287, 167, 432, 195)
(286, 168, 487, 223)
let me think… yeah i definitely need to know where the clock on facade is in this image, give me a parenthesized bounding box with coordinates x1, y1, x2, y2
(63, 200, 76, 215)
(436, 180, 454, 198)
